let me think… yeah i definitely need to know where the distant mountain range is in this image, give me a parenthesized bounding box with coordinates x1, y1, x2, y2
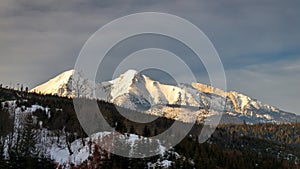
(31, 69, 300, 124)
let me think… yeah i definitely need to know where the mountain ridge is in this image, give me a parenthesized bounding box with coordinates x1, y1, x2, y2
(30, 69, 300, 124)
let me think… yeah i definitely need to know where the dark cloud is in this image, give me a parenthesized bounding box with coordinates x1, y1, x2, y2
(0, 0, 299, 113)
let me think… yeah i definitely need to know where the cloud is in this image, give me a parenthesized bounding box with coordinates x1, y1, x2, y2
(0, 0, 299, 114)
(227, 57, 300, 114)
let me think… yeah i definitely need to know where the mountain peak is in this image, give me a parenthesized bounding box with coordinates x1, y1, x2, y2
(123, 69, 138, 76)
(56, 69, 75, 80)
(30, 69, 75, 96)
(30, 69, 299, 124)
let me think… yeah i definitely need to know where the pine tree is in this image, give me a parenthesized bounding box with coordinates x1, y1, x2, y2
(20, 84, 23, 92)
(129, 125, 135, 134)
(19, 115, 38, 157)
(143, 125, 151, 137)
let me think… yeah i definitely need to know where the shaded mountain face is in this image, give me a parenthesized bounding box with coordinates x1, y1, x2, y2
(31, 69, 300, 124)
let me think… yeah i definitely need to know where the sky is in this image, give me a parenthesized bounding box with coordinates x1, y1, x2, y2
(0, 0, 299, 114)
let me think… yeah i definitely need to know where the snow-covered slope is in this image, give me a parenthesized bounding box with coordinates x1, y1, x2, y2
(30, 69, 100, 98)
(30, 70, 75, 97)
(31, 69, 300, 124)
(0, 100, 179, 169)
(49, 132, 167, 168)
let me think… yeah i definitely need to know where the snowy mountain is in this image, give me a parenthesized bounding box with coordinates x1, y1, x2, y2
(30, 70, 75, 97)
(31, 69, 300, 124)
(30, 69, 98, 98)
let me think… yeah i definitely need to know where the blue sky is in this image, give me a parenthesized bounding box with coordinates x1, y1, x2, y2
(0, 0, 299, 114)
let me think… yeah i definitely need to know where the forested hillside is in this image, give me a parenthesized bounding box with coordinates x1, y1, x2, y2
(0, 87, 299, 169)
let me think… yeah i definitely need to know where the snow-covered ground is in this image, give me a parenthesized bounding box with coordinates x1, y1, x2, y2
(47, 131, 169, 168)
